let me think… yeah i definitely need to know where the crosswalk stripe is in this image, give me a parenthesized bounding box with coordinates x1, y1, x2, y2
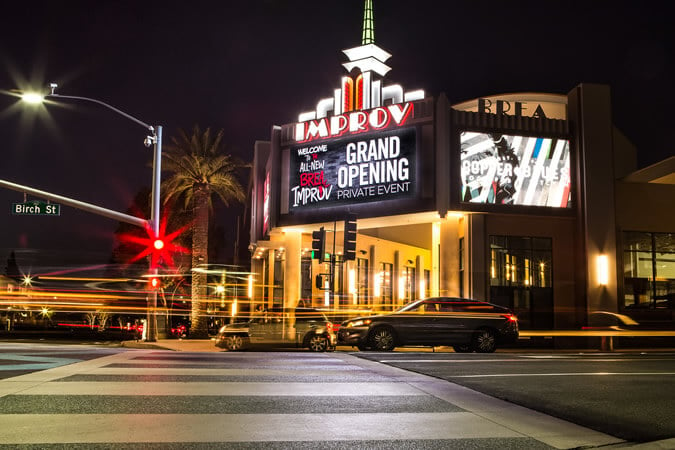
(0, 412, 523, 443)
(17, 381, 427, 396)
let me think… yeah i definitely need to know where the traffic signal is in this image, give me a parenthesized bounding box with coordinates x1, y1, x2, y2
(343, 214, 357, 261)
(311, 227, 326, 261)
(149, 276, 161, 289)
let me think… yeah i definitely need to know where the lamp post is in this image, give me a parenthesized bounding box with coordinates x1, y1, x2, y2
(21, 83, 163, 342)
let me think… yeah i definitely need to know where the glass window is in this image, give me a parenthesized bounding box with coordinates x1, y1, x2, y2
(357, 257, 369, 306)
(402, 266, 415, 303)
(301, 257, 312, 302)
(459, 237, 465, 297)
(624, 231, 674, 310)
(490, 236, 552, 288)
(380, 263, 393, 309)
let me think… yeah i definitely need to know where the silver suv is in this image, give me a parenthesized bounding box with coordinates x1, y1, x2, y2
(215, 307, 337, 352)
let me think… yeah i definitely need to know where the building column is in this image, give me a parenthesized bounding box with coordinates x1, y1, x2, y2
(283, 230, 302, 310)
(440, 217, 460, 297)
(568, 84, 619, 316)
(468, 214, 487, 301)
(432, 222, 441, 297)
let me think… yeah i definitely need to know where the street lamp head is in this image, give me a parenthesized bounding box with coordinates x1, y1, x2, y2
(21, 92, 45, 104)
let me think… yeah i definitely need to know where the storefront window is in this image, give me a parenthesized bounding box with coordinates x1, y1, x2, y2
(380, 263, 393, 309)
(357, 258, 369, 306)
(623, 231, 674, 310)
(490, 235, 553, 329)
(402, 266, 415, 304)
(459, 237, 465, 297)
(273, 249, 284, 308)
(301, 256, 312, 305)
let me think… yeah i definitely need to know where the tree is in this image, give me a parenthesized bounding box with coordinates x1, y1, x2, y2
(161, 125, 247, 338)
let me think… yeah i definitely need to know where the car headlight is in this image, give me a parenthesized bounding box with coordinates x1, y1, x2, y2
(218, 326, 227, 333)
(347, 319, 371, 327)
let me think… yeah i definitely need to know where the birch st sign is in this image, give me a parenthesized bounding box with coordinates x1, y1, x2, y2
(12, 201, 61, 216)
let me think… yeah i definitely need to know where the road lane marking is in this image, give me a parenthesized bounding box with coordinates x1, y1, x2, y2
(448, 372, 675, 378)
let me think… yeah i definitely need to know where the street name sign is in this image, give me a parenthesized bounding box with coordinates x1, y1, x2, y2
(12, 201, 61, 216)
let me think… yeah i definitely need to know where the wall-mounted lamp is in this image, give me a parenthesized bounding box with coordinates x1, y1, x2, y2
(596, 254, 609, 286)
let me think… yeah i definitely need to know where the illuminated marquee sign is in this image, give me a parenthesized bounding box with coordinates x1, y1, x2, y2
(295, 102, 413, 143)
(460, 132, 572, 208)
(289, 127, 416, 211)
(262, 172, 270, 235)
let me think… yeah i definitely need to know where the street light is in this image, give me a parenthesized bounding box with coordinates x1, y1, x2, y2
(19, 83, 164, 342)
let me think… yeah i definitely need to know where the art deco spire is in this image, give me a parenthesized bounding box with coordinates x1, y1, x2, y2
(361, 0, 375, 45)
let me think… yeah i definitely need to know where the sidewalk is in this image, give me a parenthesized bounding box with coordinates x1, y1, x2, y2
(121, 339, 675, 354)
(121, 338, 222, 352)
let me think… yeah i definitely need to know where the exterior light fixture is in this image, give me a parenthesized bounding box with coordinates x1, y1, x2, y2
(597, 254, 609, 286)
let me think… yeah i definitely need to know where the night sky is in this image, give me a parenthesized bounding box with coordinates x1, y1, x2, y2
(0, 0, 672, 272)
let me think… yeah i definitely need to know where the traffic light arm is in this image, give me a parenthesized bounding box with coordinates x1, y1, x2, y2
(0, 178, 148, 228)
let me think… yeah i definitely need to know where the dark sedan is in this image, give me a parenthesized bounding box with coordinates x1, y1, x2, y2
(338, 297, 519, 352)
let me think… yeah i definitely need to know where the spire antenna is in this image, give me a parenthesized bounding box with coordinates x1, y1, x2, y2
(361, 0, 375, 45)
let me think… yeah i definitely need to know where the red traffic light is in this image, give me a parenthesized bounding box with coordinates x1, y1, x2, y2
(153, 239, 164, 250)
(150, 277, 161, 289)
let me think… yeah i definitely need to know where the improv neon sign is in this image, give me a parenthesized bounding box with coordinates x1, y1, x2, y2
(295, 102, 413, 143)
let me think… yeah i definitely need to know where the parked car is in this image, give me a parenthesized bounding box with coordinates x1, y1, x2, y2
(338, 297, 519, 352)
(583, 311, 639, 331)
(215, 307, 337, 352)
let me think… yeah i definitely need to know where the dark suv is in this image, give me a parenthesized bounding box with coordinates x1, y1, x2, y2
(215, 307, 336, 352)
(338, 297, 519, 352)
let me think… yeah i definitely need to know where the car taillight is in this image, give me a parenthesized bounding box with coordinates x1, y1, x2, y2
(503, 314, 518, 322)
(326, 322, 333, 332)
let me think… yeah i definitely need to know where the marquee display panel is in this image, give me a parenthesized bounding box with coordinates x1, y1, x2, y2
(460, 132, 572, 208)
(288, 127, 416, 212)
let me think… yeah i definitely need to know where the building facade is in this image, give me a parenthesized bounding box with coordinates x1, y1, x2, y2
(247, 5, 674, 331)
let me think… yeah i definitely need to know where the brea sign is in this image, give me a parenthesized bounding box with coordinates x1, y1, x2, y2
(295, 103, 413, 143)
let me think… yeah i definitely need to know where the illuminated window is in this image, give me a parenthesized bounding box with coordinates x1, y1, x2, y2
(459, 237, 465, 297)
(622, 231, 674, 310)
(380, 263, 393, 309)
(490, 236, 551, 288)
(357, 258, 369, 306)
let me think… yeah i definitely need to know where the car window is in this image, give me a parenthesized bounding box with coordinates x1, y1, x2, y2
(436, 302, 454, 312)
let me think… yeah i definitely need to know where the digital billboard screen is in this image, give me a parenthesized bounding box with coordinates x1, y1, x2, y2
(288, 127, 416, 212)
(460, 132, 572, 208)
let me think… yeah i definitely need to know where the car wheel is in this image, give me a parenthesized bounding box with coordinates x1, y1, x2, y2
(308, 334, 328, 352)
(369, 327, 396, 351)
(452, 345, 472, 353)
(225, 335, 244, 351)
(472, 329, 497, 353)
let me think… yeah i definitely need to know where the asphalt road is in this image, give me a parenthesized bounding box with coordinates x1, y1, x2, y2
(354, 350, 675, 443)
(1, 341, 674, 446)
(0, 341, 625, 448)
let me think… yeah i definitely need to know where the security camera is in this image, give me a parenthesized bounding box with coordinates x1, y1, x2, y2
(144, 136, 154, 148)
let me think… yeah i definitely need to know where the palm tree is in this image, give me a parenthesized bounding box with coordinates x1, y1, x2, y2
(162, 125, 246, 338)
